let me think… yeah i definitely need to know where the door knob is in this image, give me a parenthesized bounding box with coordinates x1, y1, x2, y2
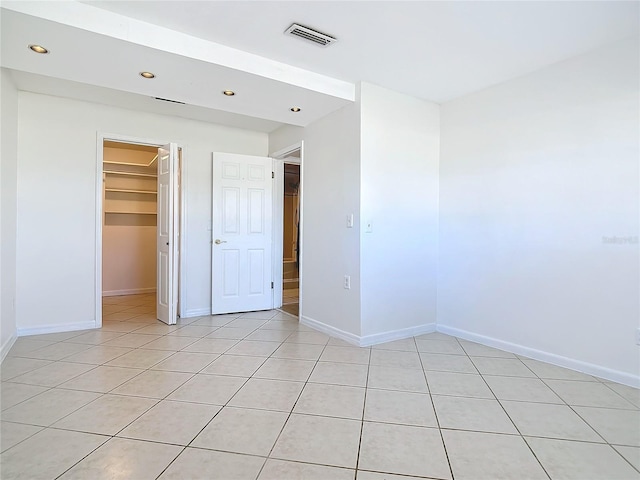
(214, 239, 227, 244)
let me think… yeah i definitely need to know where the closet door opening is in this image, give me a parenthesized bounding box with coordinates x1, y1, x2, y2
(102, 140, 159, 326)
(281, 163, 300, 317)
(272, 143, 303, 320)
(97, 138, 182, 327)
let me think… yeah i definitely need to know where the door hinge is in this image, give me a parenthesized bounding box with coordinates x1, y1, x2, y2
(272, 171, 275, 179)
(271, 281, 274, 289)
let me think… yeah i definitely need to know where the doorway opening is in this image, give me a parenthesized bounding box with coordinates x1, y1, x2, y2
(272, 142, 303, 320)
(281, 163, 300, 316)
(102, 141, 158, 304)
(96, 136, 183, 327)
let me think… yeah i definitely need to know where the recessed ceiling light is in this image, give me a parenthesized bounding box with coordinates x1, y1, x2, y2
(139, 71, 155, 79)
(290, 107, 301, 112)
(223, 90, 235, 96)
(28, 45, 49, 54)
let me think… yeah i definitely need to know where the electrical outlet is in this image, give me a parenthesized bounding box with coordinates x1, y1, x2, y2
(636, 328, 640, 346)
(344, 275, 351, 289)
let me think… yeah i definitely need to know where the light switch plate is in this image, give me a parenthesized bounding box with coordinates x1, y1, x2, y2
(347, 214, 354, 228)
(365, 221, 373, 233)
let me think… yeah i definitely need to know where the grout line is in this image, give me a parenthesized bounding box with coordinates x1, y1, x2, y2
(153, 447, 188, 478)
(470, 350, 552, 480)
(353, 341, 372, 476)
(417, 334, 456, 480)
(4, 299, 640, 480)
(53, 432, 112, 480)
(0, 422, 46, 454)
(49, 308, 278, 475)
(609, 445, 640, 475)
(137, 306, 278, 479)
(561, 400, 635, 462)
(253, 336, 332, 479)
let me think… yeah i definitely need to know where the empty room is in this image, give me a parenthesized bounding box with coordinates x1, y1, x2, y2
(0, 1, 638, 479)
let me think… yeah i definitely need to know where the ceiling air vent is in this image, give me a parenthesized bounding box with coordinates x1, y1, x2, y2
(285, 23, 336, 47)
(154, 97, 185, 105)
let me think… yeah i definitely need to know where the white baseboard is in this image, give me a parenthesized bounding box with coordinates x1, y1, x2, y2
(360, 323, 437, 347)
(102, 287, 156, 297)
(437, 325, 640, 388)
(17, 321, 98, 337)
(1, 331, 18, 363)
(181, 308, 212, 319)
(301, 316, 437, 348)
(301, 315, 360, 346)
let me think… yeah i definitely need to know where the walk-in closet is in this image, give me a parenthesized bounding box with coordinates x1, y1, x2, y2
(102, 141, 158, 298)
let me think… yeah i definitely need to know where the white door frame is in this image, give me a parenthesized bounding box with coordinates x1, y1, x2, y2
(271, 141, 304, 319)
(95, 132, 187, 327)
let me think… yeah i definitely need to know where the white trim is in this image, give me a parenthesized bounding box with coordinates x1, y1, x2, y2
(181, 308, 212, 319)
(300, 315, 434, 348)
(18, 321, 97, 337)
(1, 331, 18, 363)
(102, 287, 156, 297)
(281, 157, 301, 166)
(96, 133, 185, 327)
(301, 315, 360, 346)
(297, 141, 304, 320)
(178, 146, 188, 318)
(272, 158, 284, 309)
(436, 324, 640, 388)
(359, 323, 437, 347)
(271, 142, 303, 160)
(95, 132, 103, 329)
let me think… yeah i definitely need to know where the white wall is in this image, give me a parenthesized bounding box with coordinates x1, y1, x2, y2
(269, 85, 440, 343)
(359, 83, 440, 339)
(1, 69, 19, 357)
(102, 223, 156, 295)
(300, 102, 362, 338)
(439, 38, 640, 385)
(269, 125, 304, 155)
(16, 92, 267, 333)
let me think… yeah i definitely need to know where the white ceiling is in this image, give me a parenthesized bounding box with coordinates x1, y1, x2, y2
(83, 0, 640, 102)
(1, 1, 638, 132)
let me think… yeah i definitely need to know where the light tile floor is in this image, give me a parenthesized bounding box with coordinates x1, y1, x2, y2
(1, 294, 639, 479)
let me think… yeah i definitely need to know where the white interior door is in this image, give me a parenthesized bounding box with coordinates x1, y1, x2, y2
(212, 153, 273, 314)
(157, 143, 179, 324)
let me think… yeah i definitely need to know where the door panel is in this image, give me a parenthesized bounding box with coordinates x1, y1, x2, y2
(223, 188, 240, 233)
(212, 153, 273, 314)
(157, 144, 179, 325)
(222, 162, 240, 179)
(222, 249, 240, 297)
(248, 249, 265, 295)
(248, 189, 264, 233)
